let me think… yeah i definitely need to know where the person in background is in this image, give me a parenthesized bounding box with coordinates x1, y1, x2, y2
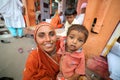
(50, 10, 63, 29)
(76, 2, 87, 25)
(57, 24, 89, 80)
(59, 12, 65, 24)
(58, 0, 63, 14)
(23, 22, 61, 80)
(0, 0, 25, 38)
(58, 8, 79, 37)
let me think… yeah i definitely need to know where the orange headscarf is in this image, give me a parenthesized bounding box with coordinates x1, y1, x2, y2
(34, 22, 55, 44)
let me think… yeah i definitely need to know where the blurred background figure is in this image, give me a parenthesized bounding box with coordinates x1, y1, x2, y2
(50, 10, 63, 29)
(57, 8, 79, 37)
(59, 12, 65, 24)
(0, 0, 25, 38)
(76, 2, 87, 25)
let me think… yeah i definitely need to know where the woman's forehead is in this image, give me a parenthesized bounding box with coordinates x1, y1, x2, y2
(37, 25, 54, 33)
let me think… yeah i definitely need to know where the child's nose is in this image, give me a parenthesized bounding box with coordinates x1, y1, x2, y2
(73, 39, 77, 44)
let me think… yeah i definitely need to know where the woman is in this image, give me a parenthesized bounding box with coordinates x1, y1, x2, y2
(23, 22, 60, 80)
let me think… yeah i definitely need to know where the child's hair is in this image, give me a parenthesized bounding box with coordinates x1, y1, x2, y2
(67, 24, 89, 43)
(65, 8, 77, 16)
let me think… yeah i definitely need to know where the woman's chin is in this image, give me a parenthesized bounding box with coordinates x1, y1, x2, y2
(44, 47, 55, 53)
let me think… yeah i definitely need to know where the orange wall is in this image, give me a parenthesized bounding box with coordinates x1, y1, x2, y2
(83, 0, 120, 58)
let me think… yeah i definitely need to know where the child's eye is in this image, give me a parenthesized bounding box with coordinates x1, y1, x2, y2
(69, 36, 74, 39)
(78, 39, 84, 42)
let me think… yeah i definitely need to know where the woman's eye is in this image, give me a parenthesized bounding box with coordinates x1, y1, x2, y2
(49, 31, 55, 36)
(38, 33, 45, 38)
(78, 39, 84, 42)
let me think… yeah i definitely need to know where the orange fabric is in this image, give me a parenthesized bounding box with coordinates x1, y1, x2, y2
(23, 40, 60, 80)
(23, 22, 61, 80)
(50, 14, 63, 29)
(26, 0, 36, 26)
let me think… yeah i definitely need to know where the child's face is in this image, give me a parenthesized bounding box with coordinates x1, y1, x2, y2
(66, 30, 85, 53)
(66, 15, 75, 24)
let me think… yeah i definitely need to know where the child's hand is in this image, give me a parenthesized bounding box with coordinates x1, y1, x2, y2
(78, 76, 87, 80)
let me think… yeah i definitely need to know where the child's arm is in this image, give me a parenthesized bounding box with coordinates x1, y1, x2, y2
(75, 53, 85, 75)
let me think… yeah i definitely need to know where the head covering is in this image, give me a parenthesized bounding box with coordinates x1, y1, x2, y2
(80, 2, 87, 9)
(34, 22, 55, 44)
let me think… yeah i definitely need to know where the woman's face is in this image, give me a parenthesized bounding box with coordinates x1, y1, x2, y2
(36, 25, 57, 53)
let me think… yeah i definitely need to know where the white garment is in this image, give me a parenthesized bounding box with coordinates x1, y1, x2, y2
(58, 1, 63, 14)
(0, 0, 10, 17)
(64, 19, 79, 31)
(57, 19, 79, 36)
(0, 0, 25, 28)
(76, 13, 85, 25)
(60, 15, 64, 23)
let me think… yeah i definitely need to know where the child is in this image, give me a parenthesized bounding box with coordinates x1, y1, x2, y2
(58, 8, 79, 36)
(57, 24, 89, 80)
(0, 0, 25, 38)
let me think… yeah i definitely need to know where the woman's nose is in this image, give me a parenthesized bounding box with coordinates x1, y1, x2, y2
(45, 35, 50, 41)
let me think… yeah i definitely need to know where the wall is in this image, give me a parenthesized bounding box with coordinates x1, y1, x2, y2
(83, 0, 120, 59)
